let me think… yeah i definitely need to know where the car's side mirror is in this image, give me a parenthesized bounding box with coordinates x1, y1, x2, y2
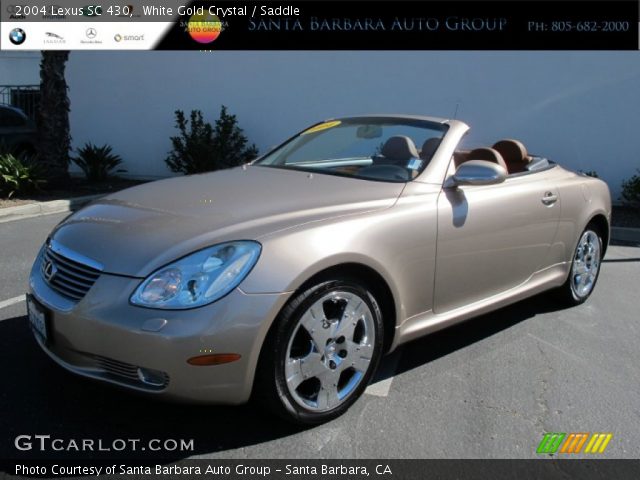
(449, 160, 507, 187)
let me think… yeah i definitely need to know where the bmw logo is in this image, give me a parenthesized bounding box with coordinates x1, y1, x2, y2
(9, 28, 26, 45)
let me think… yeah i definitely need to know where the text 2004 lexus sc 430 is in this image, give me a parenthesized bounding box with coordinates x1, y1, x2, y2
(28, 115, 610, 424)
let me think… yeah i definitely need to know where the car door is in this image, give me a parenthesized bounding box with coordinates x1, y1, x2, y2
(433, 168, 560, 313)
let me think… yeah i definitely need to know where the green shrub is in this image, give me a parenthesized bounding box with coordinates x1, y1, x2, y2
(0, 153, 46, 198)
(165, 105, 258, 175)
(72, 143, 124, 183)
(621, 169, 640, 207)
(579, 170, 599, 178)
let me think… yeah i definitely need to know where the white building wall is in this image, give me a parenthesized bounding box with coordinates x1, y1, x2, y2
(0, 52, 40, 84)
(67, 51, 640, 199)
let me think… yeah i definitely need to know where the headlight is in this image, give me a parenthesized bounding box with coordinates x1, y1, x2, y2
(130, 241, 261, 309)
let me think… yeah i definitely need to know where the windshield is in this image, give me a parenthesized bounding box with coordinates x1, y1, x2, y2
(255, 117, 448, 182)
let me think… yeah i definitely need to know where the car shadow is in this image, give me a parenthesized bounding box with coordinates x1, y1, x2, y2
(375, 293, 570, 382)
(0, 314, 305, 463)
(0, 293, 568, 464)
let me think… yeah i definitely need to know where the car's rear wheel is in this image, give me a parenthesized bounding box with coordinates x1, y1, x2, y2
(255, 278, 384, 425)
(557, 226, 603, 305)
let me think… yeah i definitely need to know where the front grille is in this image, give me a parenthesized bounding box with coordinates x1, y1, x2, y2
(94, 355, 140, 382)
(41, 244, 101, 301)
(92, 354, 170, 389)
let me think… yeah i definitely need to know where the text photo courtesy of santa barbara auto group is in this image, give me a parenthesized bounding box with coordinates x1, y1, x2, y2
(0, 0, 639, 479)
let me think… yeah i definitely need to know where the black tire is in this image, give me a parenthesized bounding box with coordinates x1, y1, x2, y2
(555, 224, 604, 306)
(254, 278, 384, 425)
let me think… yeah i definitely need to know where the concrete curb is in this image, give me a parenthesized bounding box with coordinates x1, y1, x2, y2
(0, 194, 103, 224)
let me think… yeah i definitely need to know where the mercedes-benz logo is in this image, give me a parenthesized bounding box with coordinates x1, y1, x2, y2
(43, 260, 58, 282)
(86, 28, 97, 39)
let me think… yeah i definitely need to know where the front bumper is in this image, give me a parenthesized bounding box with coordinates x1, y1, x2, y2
(28, 252, 291, 404)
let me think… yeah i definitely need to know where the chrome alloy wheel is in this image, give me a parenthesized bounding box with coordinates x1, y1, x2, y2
(284, 291, 375, 412)
(571, 229, 601, 299)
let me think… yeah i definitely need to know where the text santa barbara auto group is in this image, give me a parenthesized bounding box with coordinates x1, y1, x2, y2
(18, 464, 385, 476)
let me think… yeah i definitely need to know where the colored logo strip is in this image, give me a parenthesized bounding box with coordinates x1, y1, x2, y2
(584, 433, 613, 454)
(537, 433, 566, 454)
(537, 433, 613, 454)
(560, 433, 589, 454)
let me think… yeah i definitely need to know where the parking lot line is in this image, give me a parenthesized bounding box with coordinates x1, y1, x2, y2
(0, 295, 25, 311)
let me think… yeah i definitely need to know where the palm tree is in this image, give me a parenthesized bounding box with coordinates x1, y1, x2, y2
(37, 51, 71, 183)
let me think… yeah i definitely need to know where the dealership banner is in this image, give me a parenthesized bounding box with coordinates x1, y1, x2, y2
(1, 0, 638, 50)
(2, 459, 640, 480)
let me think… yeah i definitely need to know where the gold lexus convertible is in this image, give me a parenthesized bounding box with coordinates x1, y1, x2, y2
(27, 115, 611, 424)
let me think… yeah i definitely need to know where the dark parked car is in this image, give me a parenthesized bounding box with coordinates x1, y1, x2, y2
(0, 105, 36, 155)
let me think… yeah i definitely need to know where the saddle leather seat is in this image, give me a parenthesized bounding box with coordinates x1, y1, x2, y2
(492, 139, 531, 174)
(467, 147, 508, 170)
(420, 137, 442, 161)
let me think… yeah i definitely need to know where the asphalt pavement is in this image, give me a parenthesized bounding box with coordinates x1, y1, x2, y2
(0, 212, 639, 460)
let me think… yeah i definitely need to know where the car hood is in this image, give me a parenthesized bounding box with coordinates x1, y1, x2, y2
(51, 166, 404, 277)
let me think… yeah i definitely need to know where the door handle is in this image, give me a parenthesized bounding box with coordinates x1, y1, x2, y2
(541, 192, 558, 205)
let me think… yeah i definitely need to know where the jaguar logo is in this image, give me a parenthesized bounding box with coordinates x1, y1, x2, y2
(43, 260, 58, 282)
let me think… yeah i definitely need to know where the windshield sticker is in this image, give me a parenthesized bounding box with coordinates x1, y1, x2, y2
(302, 120, 342, 135)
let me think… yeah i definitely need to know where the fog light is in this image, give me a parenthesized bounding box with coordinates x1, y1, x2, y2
(187, 353, 241, 366)
(137, 367, 167, 386)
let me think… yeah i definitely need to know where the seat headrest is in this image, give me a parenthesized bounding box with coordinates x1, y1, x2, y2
(468, 147, 508, 170)
(420, 137, 441, 161)
(381, 135, 419, 162)
(492, 139, 530, 165)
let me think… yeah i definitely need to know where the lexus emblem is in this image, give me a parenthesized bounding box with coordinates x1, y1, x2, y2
(43, 260, 57, 282)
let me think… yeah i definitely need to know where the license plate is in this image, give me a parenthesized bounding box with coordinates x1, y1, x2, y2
(27, 295, 49, 344)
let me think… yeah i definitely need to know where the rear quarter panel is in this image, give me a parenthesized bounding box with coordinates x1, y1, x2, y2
(549, 167, 611, 266)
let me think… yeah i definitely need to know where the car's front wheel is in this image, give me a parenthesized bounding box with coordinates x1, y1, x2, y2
(557, 225, 603, 305)
(256, 278, 384, 425)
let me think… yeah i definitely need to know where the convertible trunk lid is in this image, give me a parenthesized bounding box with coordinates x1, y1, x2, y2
(50, 166, 404, 277)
